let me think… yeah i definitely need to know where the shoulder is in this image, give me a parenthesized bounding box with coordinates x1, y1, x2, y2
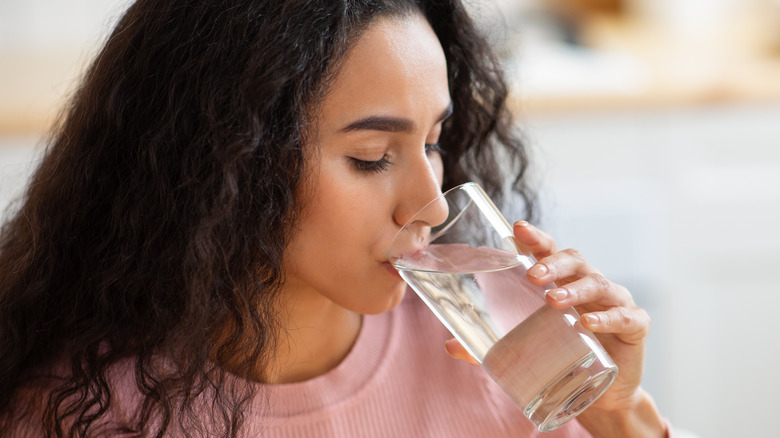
(2, 357, 146, 437)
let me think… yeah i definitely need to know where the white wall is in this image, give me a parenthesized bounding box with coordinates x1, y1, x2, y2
(526, 104, 780, 438)
(0, 0, 130, 50)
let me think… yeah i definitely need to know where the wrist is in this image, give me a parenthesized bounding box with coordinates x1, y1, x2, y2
(576, 388, 667, 438)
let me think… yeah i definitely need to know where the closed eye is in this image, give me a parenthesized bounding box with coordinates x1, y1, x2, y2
(350, 156, 392, 173)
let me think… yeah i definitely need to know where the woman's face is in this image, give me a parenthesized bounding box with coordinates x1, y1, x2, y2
(282, 12, 451, 314)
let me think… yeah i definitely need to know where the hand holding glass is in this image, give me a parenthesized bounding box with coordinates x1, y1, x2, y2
(387, 183, 618, 432)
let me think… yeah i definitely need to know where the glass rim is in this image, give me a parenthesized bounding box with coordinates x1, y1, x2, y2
(386, 181, 479, 261)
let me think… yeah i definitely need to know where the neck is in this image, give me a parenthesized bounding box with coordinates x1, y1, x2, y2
(213, 282, 363, 384)
(264, 288, 363, 384)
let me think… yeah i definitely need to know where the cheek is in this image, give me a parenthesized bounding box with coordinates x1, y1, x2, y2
(315, 179, 378, 241)
(283, 155, 408, 312)
(289, 175, 385, 280)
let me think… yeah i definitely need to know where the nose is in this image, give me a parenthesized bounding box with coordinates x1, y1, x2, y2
(392, 151, 449, 229)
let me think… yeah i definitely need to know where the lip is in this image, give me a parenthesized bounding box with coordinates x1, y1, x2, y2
(382, 261, 403, 280)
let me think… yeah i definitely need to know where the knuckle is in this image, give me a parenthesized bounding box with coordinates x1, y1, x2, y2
(562, 248, 585, 262)
(612, 308, 632, 328)
(589, 272, 611, 291)
(619, 309, 633, 327)
(617, 284, 633, 300)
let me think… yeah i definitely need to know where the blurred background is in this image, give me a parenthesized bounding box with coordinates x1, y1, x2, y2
(2, 1, 780, 436)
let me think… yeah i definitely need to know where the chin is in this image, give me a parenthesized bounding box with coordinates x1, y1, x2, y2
(361, 282, 408, 315)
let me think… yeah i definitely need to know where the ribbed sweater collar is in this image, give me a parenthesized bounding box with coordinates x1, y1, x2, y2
(253, 308, 395, 417)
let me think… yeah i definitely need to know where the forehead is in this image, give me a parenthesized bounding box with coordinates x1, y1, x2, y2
(314, 13, 450, 135)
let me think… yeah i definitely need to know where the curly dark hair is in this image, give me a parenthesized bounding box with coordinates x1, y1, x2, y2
(0, 0, 534, 436)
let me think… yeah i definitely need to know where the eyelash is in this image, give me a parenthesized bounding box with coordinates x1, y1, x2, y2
(351, 156, 392, 173)
(425, 143, 443, 156)
(350, 143, 443, 174)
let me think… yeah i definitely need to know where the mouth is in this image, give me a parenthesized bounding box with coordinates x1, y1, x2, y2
(382, 261, 403, 280)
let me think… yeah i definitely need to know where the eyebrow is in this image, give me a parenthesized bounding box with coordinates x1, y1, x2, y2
(340, 102, 453, 133)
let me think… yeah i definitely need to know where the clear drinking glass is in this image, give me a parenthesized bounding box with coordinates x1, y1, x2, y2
(387, 182, 618, 432)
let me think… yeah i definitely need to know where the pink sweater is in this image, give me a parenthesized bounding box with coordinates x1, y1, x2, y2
(11, 291, 673, 437)
(247, 292, 591, 437)
(244, 291, 672, 437)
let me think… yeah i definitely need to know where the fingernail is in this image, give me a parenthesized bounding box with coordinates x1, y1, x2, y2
(527, 263, 548, 279)
(444, 339, 459, 356)
(548, 288, 568, 301)
(584, 314, 601, 325)
(515, 220, 531, 228)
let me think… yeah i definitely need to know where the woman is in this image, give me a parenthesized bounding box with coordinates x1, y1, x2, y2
(0, 0, 670, 436)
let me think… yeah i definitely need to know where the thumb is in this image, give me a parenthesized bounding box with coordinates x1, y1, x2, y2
(444, 339, 480, 365)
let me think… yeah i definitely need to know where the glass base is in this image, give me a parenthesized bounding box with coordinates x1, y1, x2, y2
(525, 352, 619, 433)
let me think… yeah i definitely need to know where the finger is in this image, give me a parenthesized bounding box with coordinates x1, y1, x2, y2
(545, 273, 634, 309)
(526, 248, 592, 286)
(513, 221, 558, 260)
(444, 339, 480, 365)
(581, 307, 651, 345)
